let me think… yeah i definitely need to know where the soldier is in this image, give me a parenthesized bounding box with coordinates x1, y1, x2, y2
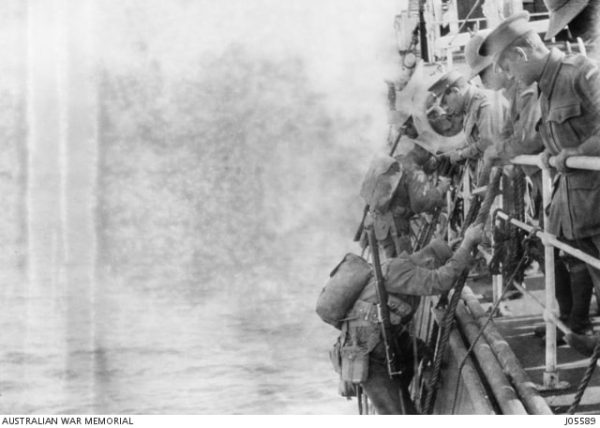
(544, 0, 597, 49)
(344, 223, 484, 414)
(480, 12, 600, 350)
(468, 29, 594, 320)
(360, 147, 450, 258)
(428, 70, 509, 168)
(465, 29, 542, 172)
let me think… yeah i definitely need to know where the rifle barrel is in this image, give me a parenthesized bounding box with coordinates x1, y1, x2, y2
(367, 226, 399, 378)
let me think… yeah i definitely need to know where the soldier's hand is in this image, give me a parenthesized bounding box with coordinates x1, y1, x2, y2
(483, 145, 500, 164)
(539, 150, 552, 170)
(554, 148, 580, 174)
(359, 230, 368, 249)
(448, 151, 463, 164)
(449, 237, 462, 250)
(438, 176, 451, 194)
(463, 224, 484, 248)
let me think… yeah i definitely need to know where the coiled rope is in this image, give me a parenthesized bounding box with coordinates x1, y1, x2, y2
(490, 169, 528, 284)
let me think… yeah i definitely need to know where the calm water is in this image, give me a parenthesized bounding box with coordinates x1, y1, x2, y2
(0, 270, 355, 414)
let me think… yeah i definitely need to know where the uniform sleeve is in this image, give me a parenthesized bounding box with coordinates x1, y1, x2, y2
(476, 103, 505, 155)
(405, 169, 445, 213)
(384, 246, 474, 296)
(495, 89, 544, 160)
(576, 61, 600, 137)
(458, 143, 483, 160)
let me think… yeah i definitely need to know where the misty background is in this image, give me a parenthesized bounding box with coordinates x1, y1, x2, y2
(0, 0, 411, 414)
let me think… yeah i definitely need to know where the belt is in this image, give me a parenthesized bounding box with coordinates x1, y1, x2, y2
(344, 299, 407, 326)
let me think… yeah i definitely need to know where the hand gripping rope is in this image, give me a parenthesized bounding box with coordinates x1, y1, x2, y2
(422, 168, 502, 414)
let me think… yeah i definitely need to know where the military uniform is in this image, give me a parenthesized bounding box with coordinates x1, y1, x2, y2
(362, 153, 447, 258)
(455, 85, 509, 162)
(498, 77, 595, 335)
(480, 12, 600, 336)
(428, 70, 509, 164)
(543, 0, 591, 42)
(537, 48, 600, 314)
(538, 48, 600, 240)
(342, 239, 474, 414)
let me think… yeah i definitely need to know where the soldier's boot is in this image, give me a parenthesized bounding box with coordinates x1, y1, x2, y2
(554, 256, 572, 325)
(566, 333, 600, 357)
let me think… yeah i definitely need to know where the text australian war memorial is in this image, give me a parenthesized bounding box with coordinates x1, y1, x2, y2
(316, 0, 600, 415)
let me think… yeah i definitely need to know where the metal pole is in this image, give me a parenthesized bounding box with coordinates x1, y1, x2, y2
(510, 281, 572, 335)
(463, 165, 471, 220)
(455, 302, 528, 414)
(446, 47, 453, 68)
(446, 190, 452, 242)
(511, 154, 600, 171)
(495, 211, 600, 270)
(541, 167, 560, 388)
(461, 287, 554, 415)
(491, 183, 503, 305)
(447, 328, 496, 414)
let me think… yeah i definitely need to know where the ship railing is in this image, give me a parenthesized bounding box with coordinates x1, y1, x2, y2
(431, 12, 550, 65)
(461, 153, 600, 390)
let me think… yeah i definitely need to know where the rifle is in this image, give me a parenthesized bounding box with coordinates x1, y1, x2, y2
(353, 125, 406, 242)
(366, 225, 403, 379)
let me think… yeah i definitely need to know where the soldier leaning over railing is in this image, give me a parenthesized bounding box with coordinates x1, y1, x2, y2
(481, 11, 600, 354)
(466, 26, 595, 341)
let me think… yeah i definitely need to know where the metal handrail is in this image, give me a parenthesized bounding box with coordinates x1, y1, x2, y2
(495, 210, 600, 271)
(428, 12, 549, 28)
(511, 154, 600, 171)
(469, 155, 600, 197)
(462, 153, 600, 389)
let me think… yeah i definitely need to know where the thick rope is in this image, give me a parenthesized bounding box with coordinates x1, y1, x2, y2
(422, 168, 502, 414)
(489, 170, 528, 283)
(567, 339, 600, 414)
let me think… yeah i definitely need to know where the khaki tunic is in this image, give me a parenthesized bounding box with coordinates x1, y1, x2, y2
(457, 86, 509, 160)
(355, 239, 473, 321)
(497, 80, 544, 170)
(372, 152, 446, 241)
(538, 48, 600, 240)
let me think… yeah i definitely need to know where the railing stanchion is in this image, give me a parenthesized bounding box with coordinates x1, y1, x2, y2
(463, 166, 471, 220)
(492, 182, 503, 306)
(541, 167, 564, 390)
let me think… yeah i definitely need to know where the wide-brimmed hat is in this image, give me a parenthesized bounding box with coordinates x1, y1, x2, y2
(479, 11, 532, 59)
(359, 155, 403, 212)
(465, 29, 493, 80)
(544, 0, 590, 40)
(427, 70, 466, 98)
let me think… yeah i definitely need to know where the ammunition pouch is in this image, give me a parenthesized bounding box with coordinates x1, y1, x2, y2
(330, 336, 360, 396)
(341, 345, 370, 383)
(335, 297, 413, 386)
(338, 379, 358, 398)
(329, 336, 343, 374)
